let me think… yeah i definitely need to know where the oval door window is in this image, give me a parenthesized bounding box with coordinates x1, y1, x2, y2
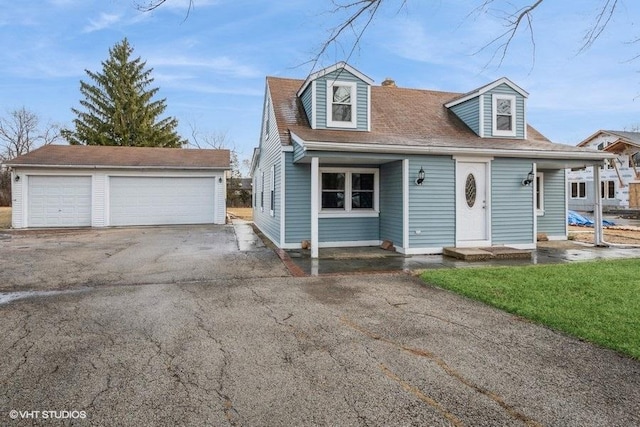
(465, 174, 476, 208)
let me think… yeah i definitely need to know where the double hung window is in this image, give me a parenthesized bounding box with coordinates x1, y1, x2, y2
(492, 94, 516, 137)
(570, 181, 586, 199)
(320, 168, 378, 216)
(327, 81, 357, 128)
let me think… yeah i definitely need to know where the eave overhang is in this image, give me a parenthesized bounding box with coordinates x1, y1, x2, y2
(291, 131, 613, 164)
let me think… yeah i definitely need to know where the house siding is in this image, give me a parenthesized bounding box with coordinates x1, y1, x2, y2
(491, 158, 534, 244)
(483, 84, 526, 139)
(293, 140, 305, 163)
(252, 86, 282, 245)
(408, 156, 456, 248)
(379, 161, 403, 246)
(319, 217, 379, 242)
(284, 156, 311, 244)
(315, 69, 369, 131)
(300, 85, 313, 127)
(449, 98, 480, 135)
(538, 169, 566, 237)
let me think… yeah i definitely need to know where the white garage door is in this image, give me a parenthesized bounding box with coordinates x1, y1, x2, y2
(28, 176, 92, 227)
(109, 176, 216, 226)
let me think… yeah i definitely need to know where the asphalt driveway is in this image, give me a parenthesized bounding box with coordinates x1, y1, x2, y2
(0, 225, 288, 292)
(1, 226, 639, 426)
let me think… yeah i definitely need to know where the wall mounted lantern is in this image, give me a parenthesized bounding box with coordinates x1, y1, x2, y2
(14, 175, 20, 182)
(415, 166, 425, 185)
(521, 170, 534, 186)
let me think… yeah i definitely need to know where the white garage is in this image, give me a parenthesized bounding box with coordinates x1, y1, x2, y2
(27, 176, 92, 227)
(109, 176, 217, 226)
(5, 145, 231, 228)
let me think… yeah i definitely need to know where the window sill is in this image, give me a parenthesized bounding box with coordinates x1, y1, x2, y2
(319, 210, 379, 219)
(326, 121, 357, 129)
(492, 130, 517, 137)
(536, 209, 545, 217)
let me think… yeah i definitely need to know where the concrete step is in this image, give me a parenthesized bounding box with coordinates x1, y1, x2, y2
(443, 246, 532, 261)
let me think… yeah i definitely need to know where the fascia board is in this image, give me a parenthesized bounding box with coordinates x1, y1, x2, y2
(300, 140, 615, 162)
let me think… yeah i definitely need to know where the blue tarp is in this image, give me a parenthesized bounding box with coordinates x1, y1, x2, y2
(567, 210, 615, 227)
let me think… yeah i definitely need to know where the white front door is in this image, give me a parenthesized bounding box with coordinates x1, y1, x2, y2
(456, 161, 490, 246)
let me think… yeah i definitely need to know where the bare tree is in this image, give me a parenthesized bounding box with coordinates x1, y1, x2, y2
(187, 122, 241, 178)
(0, 107, 61, 162)
(309, 0, 621, 70)
(135, 1, 623, 71)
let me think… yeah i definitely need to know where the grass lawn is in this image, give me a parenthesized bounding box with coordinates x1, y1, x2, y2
(421, 259, 640, 359)
(0, 207, 10, 229)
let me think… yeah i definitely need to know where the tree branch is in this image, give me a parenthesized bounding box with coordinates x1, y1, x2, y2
(580, 0, 618, 53)
(472, 0, 543, 69)
(306, 0, 406, 71)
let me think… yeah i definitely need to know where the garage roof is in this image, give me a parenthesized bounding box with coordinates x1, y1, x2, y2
(4, 145, 231, 169)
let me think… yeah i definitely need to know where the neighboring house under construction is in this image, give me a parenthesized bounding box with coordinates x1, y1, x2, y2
(568, 130, 640, 211)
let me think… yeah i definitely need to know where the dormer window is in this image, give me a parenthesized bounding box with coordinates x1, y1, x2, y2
(492, 94, 516, 137)
(327, 81, 357, 128)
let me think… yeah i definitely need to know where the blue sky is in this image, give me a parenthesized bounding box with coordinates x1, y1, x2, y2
(3, 0, 640, 172)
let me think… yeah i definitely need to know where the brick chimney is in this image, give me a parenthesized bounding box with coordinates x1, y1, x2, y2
(381, 77, 396, 87)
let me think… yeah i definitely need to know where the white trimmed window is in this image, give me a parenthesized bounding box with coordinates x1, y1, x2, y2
(260, 171, 265, 212)
(492, 94, 516, 137)
(326, 81, 357, 128)
(319, 168, 378, 217)
(253, 176, 257, 208)
(601, 180, 616, 199)
(269, 165, 275, 217)
(535, 172, 544, 216)
(570, 181, 586, 199)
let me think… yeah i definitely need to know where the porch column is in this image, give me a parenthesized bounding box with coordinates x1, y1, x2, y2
(593, 165, 604, 246)
(311, 156, 319, 258)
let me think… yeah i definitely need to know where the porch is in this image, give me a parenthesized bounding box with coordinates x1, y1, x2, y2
(280, 240, 640, 276)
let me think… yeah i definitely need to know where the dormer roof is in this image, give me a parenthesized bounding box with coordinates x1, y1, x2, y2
(444, 77, 529, 108)
(296, 62, 374, 97)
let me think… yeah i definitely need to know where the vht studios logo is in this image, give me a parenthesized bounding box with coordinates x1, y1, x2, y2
(9, 410, 87, 420)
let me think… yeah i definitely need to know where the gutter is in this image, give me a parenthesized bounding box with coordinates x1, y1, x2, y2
(290, 132, 614, 163)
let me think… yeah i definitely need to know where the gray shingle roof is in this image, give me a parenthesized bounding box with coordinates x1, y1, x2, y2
(4, 145, 231, 169)
(267, 76, 605, 158)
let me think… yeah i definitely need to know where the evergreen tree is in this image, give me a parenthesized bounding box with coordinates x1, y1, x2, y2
(62, 38, 185, 147)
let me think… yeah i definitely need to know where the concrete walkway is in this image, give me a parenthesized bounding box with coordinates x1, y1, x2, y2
(285, 240, 640, 276)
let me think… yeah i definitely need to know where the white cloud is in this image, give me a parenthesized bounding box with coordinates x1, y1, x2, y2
(47, 0, 81, 6)
(149, 55, 262, 79)
(153, 0, 219, 11)
(165, 81, 262, 96)
(83, 13, 121, 33)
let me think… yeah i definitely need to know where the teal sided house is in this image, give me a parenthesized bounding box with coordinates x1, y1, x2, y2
(251, 62, 610, 258)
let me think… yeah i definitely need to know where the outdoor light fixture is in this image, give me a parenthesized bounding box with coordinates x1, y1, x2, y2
(415, 166, 425, 185)
(219, 177, 223, 183)
(14, 175, 20, 182)
(521, 170, 534, 186)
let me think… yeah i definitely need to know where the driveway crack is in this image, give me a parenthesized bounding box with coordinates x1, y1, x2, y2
(341, 315, 543, 427)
